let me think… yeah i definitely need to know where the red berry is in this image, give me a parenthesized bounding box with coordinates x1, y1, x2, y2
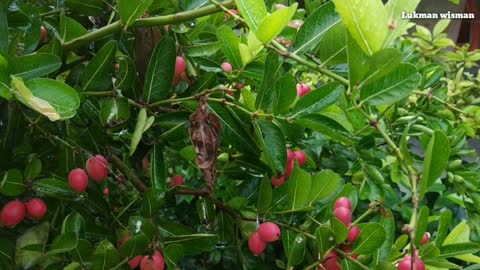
(272, 175, 286, 187)
(103, 188, 110, 196)
(287, 149, 295, 162)
(347, 225, 361, 243)
(296, 84, 311, 97)
(114, 63, 120, 70)
(334, 207, 352, 226)
(221, 62, 232, 73)
(248, 232, 267, 255)
(398, 255, 425, 270)
(140, 251, 165, 270)
(128, 256, 142, 269)
(285, 158, 294, 178)
(169, 175, 184, 187)
(293, 150, 306, 166)
(1, 201, 26, 227)
(117, 234, 131, 249)
(420, 232, 429, 245)
(334, 197, 352, 210)
(25, 198, 47, 220)
(68, 168, 89, 192)
(258, 222, 281, 242)
(340, 244, 352, 253)
(326, 250, 338, 260)
(175, 56, 187, 76)
(86, 155, 109, 182)
(40, 26, 48, 43)
(322, 256, 341, 270)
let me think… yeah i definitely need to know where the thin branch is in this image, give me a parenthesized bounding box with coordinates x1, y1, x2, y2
(110, 154, 147, 192)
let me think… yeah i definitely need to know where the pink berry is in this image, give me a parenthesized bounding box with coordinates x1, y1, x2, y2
(322, 256, 341, 270)
(293, 150, 306, 166)
(258, 222, 281, 242)
(1, 201, 26, 227)
(221, 62, 232, 73)
(347, 225, 361, 243)
(175, 56, 187, 76)
(272, 175, 286, 187)
(296, 83, 311, 97)
(248, 232, 267, 255)
(86, 155, 109, 182)
(68, 168, 89, 192)
(334, 197, 352, 210)
(287, 149, 295, 162)
(420, 232, 429, 245)
(334, 207, 352, 226)
(140, 251, 165, 270)
(285, 158, 294, 178)
(128, 256, 142, 269)
(169, 175, 184, 187)
(25, 198, 47, 220)
(398, 255, 425, 270)
(340, 244, 352, 253)
(103, 188, 110, 196)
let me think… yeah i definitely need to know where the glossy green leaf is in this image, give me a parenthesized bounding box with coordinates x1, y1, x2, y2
(130, 108, 147, 156)
(15, 222, 49, 269)
(119, 234, 149, 257)
(423, 259, 461, 269)
(315, 226, 335, 260)
(0, 82, 12, 100)
(0, 169, 24, 196)
(33, 178, 81, 200)
(90, 240, 122, 270)
(292, 82, 343, 118)
(114, 56, 136, 96)
(62, 211, 86, 238)
(151, 144, 166, 200)
(184, 41, 222, 57)
(257, 4, 297, 44)
(287, 165, 311, 210)
(65, 0, 105, 15)
(82, 40, 117, 91)
(59, 11, 87, 43)
(24, 158, 42, 179)
(287, 233, 306, 267)
(164, 244, 184, 269)
(294, 2, 341, 54)
(332, 0, 389, 55)
(374, 209, 395, 263)
(254, 119, 286, 175)
(359, 64, 421, 106)
(257, 176, 273, 213)
(99, 97, 130, 128)
(217, 26, 243, 69)
(315, 22, 347, 65)
(440, 243, 480, 258)
(141, 188, 165, 216)
(359, 48, 403, 85)
(256, 52, 282, 109)
(384, 0, 420, 46)
(295, 114, 351, 145)
(331, 217, 348, 244)
(273, 73, 297, 115)
(70, 240, 93, 264)
(11, 76, 80, 121)
(435, 210, 452, 246)
(352, 223, 386, 254)
(128, 216, 157, 239)
(143, 36, 176, 102)
(164, 234, 218, 256)
(13, 53, 61, 80)
(420, 130, 450, 200)
(118, 0, 153, 28)
(233, 0, 267, 31)
(414, 206, 429, 246)
(46, 232, 78, 255)
(308, 170, 340, 206)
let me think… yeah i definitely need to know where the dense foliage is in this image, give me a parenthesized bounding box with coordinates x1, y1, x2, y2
(1, 0, 480, 269)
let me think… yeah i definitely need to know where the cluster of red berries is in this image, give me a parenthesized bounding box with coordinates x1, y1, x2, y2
(1, 198, 47, 227)
(296, 83, 311, 97)
(118, 235, 165, 269)
(68, 155, 109, 193)
(396, 232, 429, 270)
(271, 149, 307, 187)
(248, 222, 281, 255)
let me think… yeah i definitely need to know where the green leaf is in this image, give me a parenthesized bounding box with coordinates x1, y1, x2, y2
(163, 234, 219, 256)
(11, 76, 80, 121)
(257, 4, 297, 44)
(128, 216, 158, 239)
(33, 178, 81, 200)
(444, 220, 469, 245)
(359, 63, 421, 106)
(384, 0, 420, 46)
(141, 188, 165, 216)
(295, 114, 351, 145)
(414, 206, 429, 246)
(257, 176, 272, 213)
(332, 0, 389, 55)
(292, 82, 343, 118)
(420, 130, 450, 200)
(360, 48, 403, 85)
(15, 222, 49, 269)
(374, 209, 395, 263)
(287, 165, 311, 210)
(435, 210, 452, 246)
(254, 120, 286, 175)
(118, 0, 153, 28)
(352, 223, 386, 254)
(433, 19, 450, 37)
(24, 158, 42, 179)
(59, 11, 87, 43)
(82, 40, 117, 91)
(273, 73, 297, 115)
(234, 0, 267, 31)
(130, 108, 147, 156)
(184, 41, 222, 57)
(239, 43, 252, 65)
(0, 169, 24, 196)
(13, 53, 61, 80)
(164, 244, 184, 269)
(90, 240, 122, 270)
(119, 234, 149, 257)
(294, 2, 341, 54)
(256, 52, 282, 110)
(114, 56, 136, 96)
(315, 23, 347, 66)
(287, 233, 306, 267)
(331, 217, 348, 244)
(46, 232, 78, 256)
(143, 36, 176, 102)
(99, 97, 130, 128)
(70, 239, 93, 264)
(315, 226, 336, 259)
(308, 170, 340, 206)
(62, 211, 86, 238)
(151, 144, 167, 200)
(440, 243, 480, 258)
(217, 26, 243, 69)
(0, 82, 12, 100)
(65, 0, 105, 15)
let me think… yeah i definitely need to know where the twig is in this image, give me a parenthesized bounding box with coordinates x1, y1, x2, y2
(110, 154, 147, 192)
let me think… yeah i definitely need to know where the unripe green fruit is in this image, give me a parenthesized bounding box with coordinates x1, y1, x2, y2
(447, 159, 462, 170)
